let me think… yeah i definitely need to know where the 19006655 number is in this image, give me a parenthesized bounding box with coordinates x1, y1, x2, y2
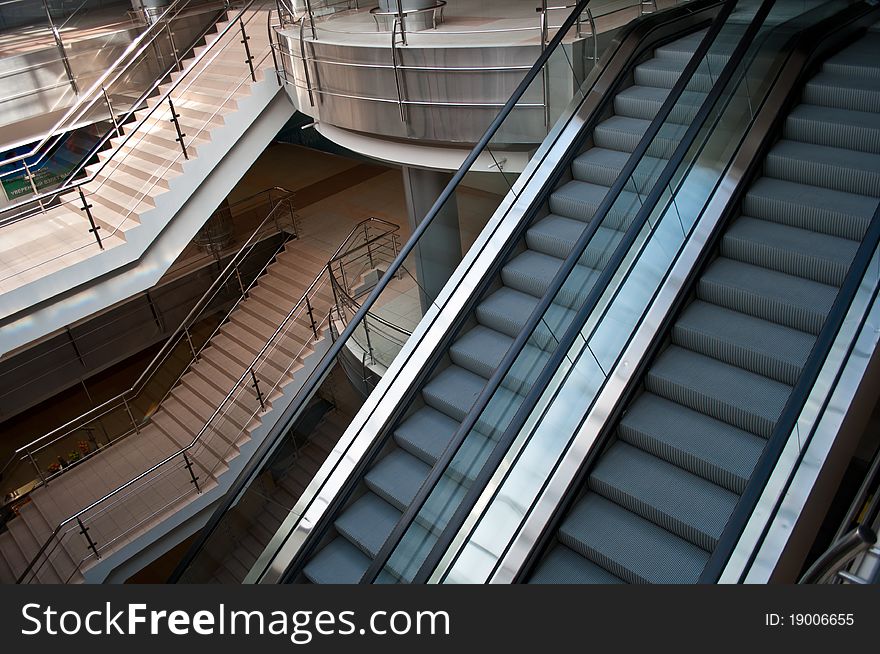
(790, 614, 854, 626)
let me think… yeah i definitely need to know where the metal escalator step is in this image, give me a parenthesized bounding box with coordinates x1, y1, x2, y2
(822, 36, 880, 80)
(475, 287, 539, 337)
(529, 544, 625, 584)
(421, 365, 486, 422)
(589, 442, 738, 551)
(613, 85, 706, 124)
(619, 392, 766, 494)
(450, 325, 514, 379)
(549, 180, 641, 230)
(784, 104, 880, 155)
(698, 257, 837, 335)
(722, 216, 858, 287)
(673, 300, 815, 386)
(526, 215, 624, 269)
(501, 250, 600, 309)
(572, 147, 667, 191)
(334, 493, 401, 558)
(394, 407, 461, 465)
(743, 177, 875, 241)
(557, 493, 710, 584)
(645, 345, 790, 439)
(634, 58, 714, 92)
(802, 71, 880, 113)
(303, 538, 371, 584)
(364, 450, 431, 512)
(765, 140, 880, 197)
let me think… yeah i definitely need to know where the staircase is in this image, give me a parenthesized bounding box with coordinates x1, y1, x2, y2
(0, 1, 294, 357)
(0, 235, 335, 583)
(528, 24, 880, 585)
(209, 408, 351, 584)
(297, 28, 722, 583)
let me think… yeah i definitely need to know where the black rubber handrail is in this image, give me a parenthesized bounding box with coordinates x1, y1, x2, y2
(168, 0, 598, 583)
(362, 0, 767, 584)
(701, 194, 880, 582)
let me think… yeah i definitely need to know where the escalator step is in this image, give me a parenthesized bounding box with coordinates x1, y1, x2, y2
(422, 365, 486, 422)
(821, 35, 880, 80)
(784, 104, 880, 155)
(334, 493, 401, 559)
(673, 300, 815, 386)
(557, 494, 709, 584)
(549, 180, 641, 229)
(743, 177, 875, 241)
(634, 58, 715, 93)
(364, 450, 431, 512)
(394, 407, 461, 465)
(722, 216, 858, 287)
(303, 538, 371, 584)
(450, 325, 550, 393)
(619, 393, 765, 494)
(501, 250, 600, 309)
(613, 85, 706, 125)
(529, 545, 625, 584)
(475, 287, 539, 337)
(589, 442, 738, 551)
(645, 345, 790, 439)
(764, 140, 880, 197)
(698, 257, 837, 335)
(802, 71, 880, 113)
(525, 214, 593, 259)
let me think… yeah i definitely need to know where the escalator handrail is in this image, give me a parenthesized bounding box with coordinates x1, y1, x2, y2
(362, 0, 773, 584)
(701, 195, 880, 582)
(167, 0, 600, 583)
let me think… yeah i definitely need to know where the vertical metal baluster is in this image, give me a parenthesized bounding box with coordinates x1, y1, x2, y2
(250, 368, 266, 411)
(167, 97, 188, 159)
(27, 450, 47, 486)
(239, 16, 256, 82)
(78, 188, 104, 249)
(77, 517, 100, 560)
(305, 296, 319, 340)
(184, 326, 198, 360)
(101, 85, 121, 136)
(165, 22, 182, 71)
(123, 396, 139, 435)
(182, 452, 201, 493)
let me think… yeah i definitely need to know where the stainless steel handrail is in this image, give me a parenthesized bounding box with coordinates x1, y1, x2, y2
(16, 216, 400, 583)
(0, 185, 297, 496)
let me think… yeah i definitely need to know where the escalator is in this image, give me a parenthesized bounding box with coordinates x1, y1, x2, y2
(525, 20, 880, 584)
(298, 27, 723, 585)
(174, 0, 871, 586)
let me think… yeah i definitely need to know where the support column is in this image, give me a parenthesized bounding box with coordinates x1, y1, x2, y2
(402, 165, 461, 313)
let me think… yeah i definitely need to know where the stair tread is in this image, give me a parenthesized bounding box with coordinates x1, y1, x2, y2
(646, 345, 791, 439)
(303, 538, 371, 584)
(589, 442, 739, 550)
(364, 449, 431, 512)
(335, 493, 401, 558)
(620, 392, 766, 494)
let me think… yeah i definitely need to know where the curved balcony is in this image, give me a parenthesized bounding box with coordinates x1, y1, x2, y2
(274, 0, 669, 157)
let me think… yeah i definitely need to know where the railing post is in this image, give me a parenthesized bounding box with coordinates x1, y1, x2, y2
(27, 449, 47, 487)
(250, 368, 266, 411)
(77, 517, 100, 560)
(298, 16, 316, 106)
(165, 22, 182, 72)
(305, 296, 319, 340)
(42, 0, 78, 95)
(22, 160, 40, 199)
(304, 0, 317, 40)
(167, 97, 189, 160)
(184, 326, 198, 360)
(362, 315, 375, 364)
(364, 223, 374, 268)
(123, 396, 140, 435)
(78, 188, 104, 250)
(395, 0, 407, 45)
(239, 16, 256, 82)
(538, 2, 550, 131)
(101, 85, 121, 136)
(182, 452, 202, 493)
(235, 263, 247, 298)
(390, 20, 407, 123)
